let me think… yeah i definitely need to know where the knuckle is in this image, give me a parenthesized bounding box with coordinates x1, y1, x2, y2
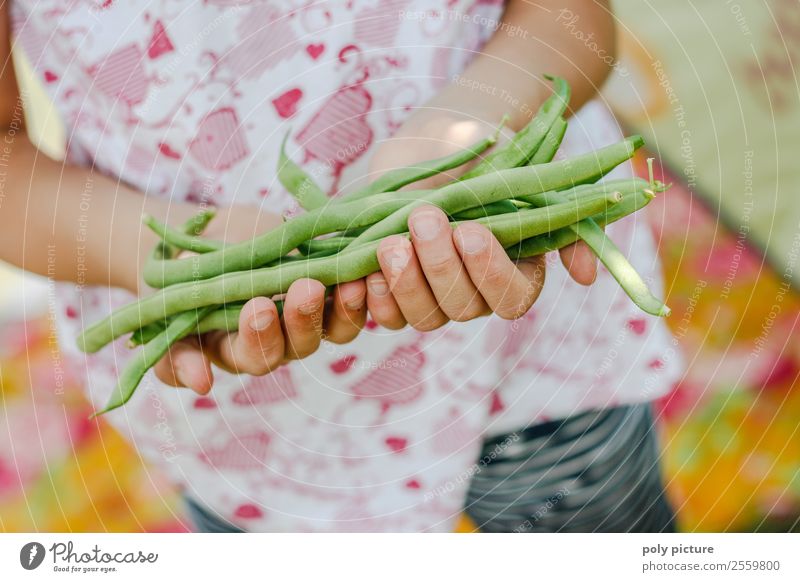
(494, 293, 536, 321)
(234, 351, 271, 376)
(388, 281, 418, 303)
(232, 337, 281, 375)
(479, 265, 513, 290)
(238, 359, 271, 376)
(284, 309, 323, 333)
(290, 341, 320, 360)
(447, 302, 487, 322)
(246, 330, 284, 358)
(410, 315, 447, 332)
(421, 254, 456, 279)
(327, 328, 360, 345)
(495, 305, 527, 321)
(371, 309, 406, 330)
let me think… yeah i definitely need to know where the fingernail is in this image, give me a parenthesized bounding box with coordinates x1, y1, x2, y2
(458, 228, 487, 254)
(174, 363, 192, 391)
(248, 310, 274, 331)
(381, 242, 410, 275)
(410, 210, 441, 241)
(345, 294, 366, 310)
(298, 300, 323, 315)
(369, 278, 389, 296)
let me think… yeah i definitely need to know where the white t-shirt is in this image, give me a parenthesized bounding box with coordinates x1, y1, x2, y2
(13, 0, 681, 531)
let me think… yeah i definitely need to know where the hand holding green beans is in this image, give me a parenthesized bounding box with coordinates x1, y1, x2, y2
(79, 76, 670, 417)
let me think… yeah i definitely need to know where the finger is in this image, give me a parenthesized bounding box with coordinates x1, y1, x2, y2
(325, 279, 367, 344)
(408, 205, 488, 321)
(154, 337, 214, 395)
(206, 297, 284, 375)
(454, 223, 545, 320)
(377, 235, 449, 332)
(283, 278, 326, 360)
(365, 272, 407, 329)
(560, 240, 598, 285)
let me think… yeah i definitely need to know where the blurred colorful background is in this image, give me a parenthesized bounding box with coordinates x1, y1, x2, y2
(2, 1, 799, 532)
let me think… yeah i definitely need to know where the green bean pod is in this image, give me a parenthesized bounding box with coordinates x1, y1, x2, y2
(451, 200, 519, 220)
(152, 209, 216, 261)
(348, 136, 643, 247)
(144, 208, 218, 291)
(144, 136, 641, 288)
(297, 236, 356, 255)
(143, 188, 434, 288)
(128, 302, 271, 347)
(91, 306, 216, 417)
(78, 193, 621, 353)
(567, 218, 670, 316)
(157, 186, 658, 339)
(523, 177, 655, 207)
(529, 116, 568, 164)
(278, 133, 329, 211)
(523, 177, 670, 316)
(507, 186, 657, 258)
(339, 124, 502, 203)
(143, 214, 225, 254)
(459, 75, 570, 180)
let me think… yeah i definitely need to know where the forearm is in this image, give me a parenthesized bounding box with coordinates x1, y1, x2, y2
(0, 131, 198, 293)
(435, 0, 616, 129)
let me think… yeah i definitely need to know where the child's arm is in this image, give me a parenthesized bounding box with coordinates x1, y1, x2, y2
(363, 0, 616, 330)
(445, 0, 616, 131)
(0, 7, 211, 293)
(0, 5, 361, 393)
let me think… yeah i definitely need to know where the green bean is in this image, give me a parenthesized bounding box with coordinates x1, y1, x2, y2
(195, 305, 249, 334)
(452, 165, 624, 220)
(128, 301, 275, 347)
(523, 173, 670, 316)
(574, 164, 669, 316)
(132, 209, 219, 346)
(142, 188, 434, 288)
(339, 123, 503, 203)
(278, 132, 329, 211)
(507, 185, 657, 258)
(144, 137, 641, 288)
(348, 136, 643, 247)
(135, 185, 659, 345)
(91, 306, 216, 417)
(529, 116, 568, 164)
(78, 193, 621, 353)
(157, 188, 657, 339)
(133, 187, 656, 345)
(451, 200, 518, 220)
(459, 75, 570, 180)
(298, 236, 356, 255)
(143, 214, 225, 254)
(478, 190, 621, 248)
(144, 209, 218, 291)
(524, 177, 656, 207)
(129, 295, 293, 347)
(570, 218, 669, 316)
(152, 209, 216, 261)
(342, 77, 564, 204)
(128, 322, 165, 347)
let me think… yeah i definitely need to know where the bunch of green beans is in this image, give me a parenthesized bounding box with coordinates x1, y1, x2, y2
(78, 76, 670, 416)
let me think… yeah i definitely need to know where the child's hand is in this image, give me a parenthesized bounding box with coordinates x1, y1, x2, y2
(361, 109, 597, 331)
(151, 205, 368, 394)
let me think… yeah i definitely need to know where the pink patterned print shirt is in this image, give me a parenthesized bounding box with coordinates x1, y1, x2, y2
(12, 0, 681, 531)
